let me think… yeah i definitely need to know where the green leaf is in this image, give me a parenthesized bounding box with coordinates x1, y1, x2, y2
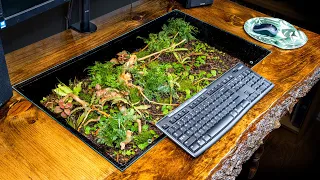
(185, 89, 191, 99)
(211, 70, 217, 77)
(40, 97, 47, 103)
(84, 126, 92, 135)
(142, 124, 149, 131)
(125, 150, 135, 156)
(173, 52, 180, 61)
(73, 82, 82, 96)
(138, 142, 149, 150)
(53, 84, 73, 96)
(111, 97, 129, 105)
(189, 75, 195, 82)
(170, 48, 189, 52)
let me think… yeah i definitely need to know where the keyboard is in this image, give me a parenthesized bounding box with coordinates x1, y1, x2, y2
(156, 63, 274, 157)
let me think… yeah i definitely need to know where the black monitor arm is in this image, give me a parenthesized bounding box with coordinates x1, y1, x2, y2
(69, 0, 97, 33)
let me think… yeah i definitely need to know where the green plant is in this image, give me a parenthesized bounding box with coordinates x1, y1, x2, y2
(133, 126, 158, 150)
(133, 61, 170, 101)
(138, 18, 198, 55)
(95, 109, 138, 148)
(129, 88, 142, 103)
(167, 73, 180, 104)
(88, 61, 123, 89)
(194, 55, 207, 67)
(40, 17, 238, 165)
(161, 105, 173, 115)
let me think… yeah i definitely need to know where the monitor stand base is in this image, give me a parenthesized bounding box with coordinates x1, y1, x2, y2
(70, 22, 97, 33)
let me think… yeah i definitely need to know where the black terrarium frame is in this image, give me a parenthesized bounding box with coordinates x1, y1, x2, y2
(13, 10, 270, 171)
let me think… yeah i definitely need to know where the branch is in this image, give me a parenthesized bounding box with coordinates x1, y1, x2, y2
(136, 119, 142, 134)
(83, 116, 101, 128)
(136, 86, 179, 106)
(63, 93, 89, 107)
(120, 130, 133, 150)
(137, 39, 186, 61)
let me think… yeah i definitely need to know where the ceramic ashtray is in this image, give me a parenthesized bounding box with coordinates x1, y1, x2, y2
(244, 17, 308, 49)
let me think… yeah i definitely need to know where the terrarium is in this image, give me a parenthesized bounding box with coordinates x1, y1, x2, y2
(14, 10, 270, 171)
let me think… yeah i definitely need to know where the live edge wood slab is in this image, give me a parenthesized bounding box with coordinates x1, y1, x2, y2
(0, 0, 319, 179)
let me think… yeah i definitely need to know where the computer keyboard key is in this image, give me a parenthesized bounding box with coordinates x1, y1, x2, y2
(240, 100, 250, 108)
(184, 136, 197, 147)
(172, 125, 178, 131)
(194, 124, 201, 130)
(190, 143, 200, 152)
(184, 123, 192, 130)
(180, 127, 187, 133)
(230, 111, 238, 117)
(167, 128, 175, 134)
(162, 124, 169, 129)
(234, 106, 243, 113)
(202, 126, 210, 132)
(198, 129, 205, 135)
(176, 121, 183, 127)
(203, 135, 211, 142)
(179, 135, 189, 143)
(169, 118, 176, 124)
(197, 139, 206, 146)
(207, 115, 233, 137)
(173, 131, 183, 138)
(194, 132, 201, 138)
(190, 127, 197, 133)
(186, 130, 193, 137)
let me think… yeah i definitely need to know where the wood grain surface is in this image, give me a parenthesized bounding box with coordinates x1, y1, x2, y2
(1, 0, 320, 179)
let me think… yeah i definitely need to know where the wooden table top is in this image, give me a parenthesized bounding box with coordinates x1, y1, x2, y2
(1, 0, 319, 179)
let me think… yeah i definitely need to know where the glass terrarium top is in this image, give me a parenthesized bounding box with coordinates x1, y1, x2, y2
(244, 17, 308, 50)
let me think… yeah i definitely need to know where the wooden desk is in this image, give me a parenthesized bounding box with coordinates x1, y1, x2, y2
(1, 0, 319, 179)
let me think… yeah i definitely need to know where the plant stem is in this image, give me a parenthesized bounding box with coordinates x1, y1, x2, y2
(140, 44, 148, 52)
(133, 85, 179, 106)
(69, 107, 85, 116)
(83, 117, 101, 128)
(193, 78, 216, 85)
(77, 109, 93, 131)
(137, 39, 186, 61)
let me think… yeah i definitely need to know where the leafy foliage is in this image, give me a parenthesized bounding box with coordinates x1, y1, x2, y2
(95, 109, 138, 148)
(139, 18, 198, 54)
(133, 61, 170, 101)
(133, 125, 158, 150)
(41, 18, 231, 163)
(88, 61, 123, 89)
(129, 88, 142, 103)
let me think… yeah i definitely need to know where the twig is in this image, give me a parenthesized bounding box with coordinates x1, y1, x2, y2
(93, 104, 103, 110)
(83, 116, 101, 128)
(140, 44, 148, 52)
(77, 109, 93, 131)
(63, 93, 89, 107)
(188, 52, 205, 56)
(148, 112, 164, 116)
(92, 107, 110, 118)
(136, 86, 179, 106)
(69, 107, 85, 117)
(136, 119, 142, 134)
(137, 39, 186, 61)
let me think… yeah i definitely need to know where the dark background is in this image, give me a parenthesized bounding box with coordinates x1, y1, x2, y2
(0, 0, 137, 54)
(1, 0, 319, 54)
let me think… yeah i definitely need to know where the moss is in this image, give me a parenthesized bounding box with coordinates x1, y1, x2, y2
(88, 61, 123, 89)
(129, 88, 142, 103)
